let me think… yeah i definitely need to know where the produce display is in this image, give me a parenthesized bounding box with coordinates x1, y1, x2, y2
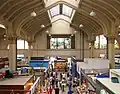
(55, 62, 67, 69)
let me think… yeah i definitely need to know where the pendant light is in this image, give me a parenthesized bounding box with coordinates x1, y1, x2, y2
(30, 11, 37, 17)
(79, 24, 83, 28)
(79, 4, 84, 28)
(90, 10, 96, 17)
(90, 0, 96, 17)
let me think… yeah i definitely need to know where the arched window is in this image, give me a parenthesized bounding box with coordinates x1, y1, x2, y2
(99, 35, 107, 48)
(114, 40, 119, 49)
(95, 36, 99, 49)
(95, 35, 107, 49)
(7, 40, 28, 49)
(95, 35, 119, 49)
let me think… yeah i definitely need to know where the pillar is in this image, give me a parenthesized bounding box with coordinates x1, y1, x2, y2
(107, 37, 115, 69)
(89, 41, 95, 58)
(8, 37, 17, 70)
(28, 42, 32, 60)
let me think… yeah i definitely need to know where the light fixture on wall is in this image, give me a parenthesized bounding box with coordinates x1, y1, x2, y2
(89, 0, 96, 17)
(3, 34, 7, 40)
(4, 38, 6, 40)
(4, 34, 6, 37)
(74, 31, 77, 33)
(46, 30, 49, 33)
(49, 34, 51, 36)
(30, 11, 37, 17)
(71, 34, 74, 36)
(0, 24, 6, 29)
(118, 25, 120, 28)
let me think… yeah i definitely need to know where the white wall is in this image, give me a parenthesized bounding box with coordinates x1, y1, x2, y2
(50, 19, 74, 34)
(33, 31, 47, 49)
(45, 0, 80, 7)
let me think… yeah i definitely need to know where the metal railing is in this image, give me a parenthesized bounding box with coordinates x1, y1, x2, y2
(30, 77, 40, 94)
(80, 69, 96, 90)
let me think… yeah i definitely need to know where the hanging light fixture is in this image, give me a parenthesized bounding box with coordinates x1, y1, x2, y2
(79, 24, 83, 28)
(30, 11, 37, 17)
(41, 24, 45, 28)
(79, 4, 84, 28)
(90, 10, 96, 17)
(89, 0, 96, 17)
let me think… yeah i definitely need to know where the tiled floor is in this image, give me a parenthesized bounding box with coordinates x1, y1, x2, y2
(40, 72, 69, 94)
(52, 88, 68, 94)
(52, 72, 68, 94)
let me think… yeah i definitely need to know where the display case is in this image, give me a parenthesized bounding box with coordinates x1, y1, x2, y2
(96, 78, 120, 94)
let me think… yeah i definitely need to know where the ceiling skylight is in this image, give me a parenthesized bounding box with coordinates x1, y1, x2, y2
(49, 4, 73, 18)
(62, 4, 73, 17)
(50, 4, 60, 17)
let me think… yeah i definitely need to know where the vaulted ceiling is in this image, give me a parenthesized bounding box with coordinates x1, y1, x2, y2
(0, 0, 120, 40)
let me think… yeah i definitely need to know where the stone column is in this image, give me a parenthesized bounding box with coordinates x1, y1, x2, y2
(89, 41, 95, 58)
(28, 42, 32, 60)
(107, 36, 115, 69)
(8, 37, 17, 70)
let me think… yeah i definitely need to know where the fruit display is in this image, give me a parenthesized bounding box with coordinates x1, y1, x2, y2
(55, 62, 67, 69)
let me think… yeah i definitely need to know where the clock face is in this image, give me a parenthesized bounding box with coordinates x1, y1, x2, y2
(100, 89, 106, 94)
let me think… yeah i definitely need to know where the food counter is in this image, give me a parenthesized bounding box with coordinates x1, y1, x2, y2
(0, 75, 34, 94)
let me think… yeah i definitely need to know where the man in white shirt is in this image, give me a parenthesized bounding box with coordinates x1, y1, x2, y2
(62, 72, 66, 79)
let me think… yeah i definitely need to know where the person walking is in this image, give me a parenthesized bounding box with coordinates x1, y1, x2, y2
(68, 88, 72, 94)
(54, 85, 59, 94)
(48, 86, 52, 94)
(55, 77, 59, 86)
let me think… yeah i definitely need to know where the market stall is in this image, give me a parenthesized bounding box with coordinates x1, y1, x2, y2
(0, 75, 40, 94)
(54, 60, 67, 71)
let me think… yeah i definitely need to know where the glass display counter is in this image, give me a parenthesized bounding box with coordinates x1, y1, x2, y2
(96, 78, 120, 94)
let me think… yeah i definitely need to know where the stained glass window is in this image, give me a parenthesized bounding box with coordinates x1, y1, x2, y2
(50, 38, 57, 49)
(65, 38, 71, 49)
(57, 38, 64, 49)
(50, 38, 71, 49)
